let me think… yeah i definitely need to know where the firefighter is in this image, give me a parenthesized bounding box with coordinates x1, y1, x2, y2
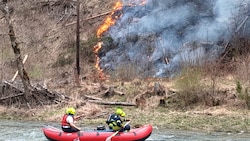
(106, 107, 130, 132)
(61, 107, 82, 133)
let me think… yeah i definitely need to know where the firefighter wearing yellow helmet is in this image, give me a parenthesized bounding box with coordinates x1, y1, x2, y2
(61, 107, 82, 133)
(106, 107, 130, 132)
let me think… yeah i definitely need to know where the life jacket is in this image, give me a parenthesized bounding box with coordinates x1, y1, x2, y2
(106, 113, 118, 124)
(106, 113, 122, 131)
(61, 114, 75, 128)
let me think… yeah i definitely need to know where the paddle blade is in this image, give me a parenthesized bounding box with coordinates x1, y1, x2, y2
(105, 131, 119, 141)
(105, 137, 111, 141)
(105, 121, 131, 141)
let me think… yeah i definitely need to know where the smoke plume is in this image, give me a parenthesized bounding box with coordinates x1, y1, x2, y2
(98, 0, 250, 78)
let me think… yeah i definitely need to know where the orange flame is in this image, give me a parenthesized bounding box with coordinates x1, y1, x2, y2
(97, 1, 123, 37)
(94, 1, 123, 80)
(94, 0, 147, 80)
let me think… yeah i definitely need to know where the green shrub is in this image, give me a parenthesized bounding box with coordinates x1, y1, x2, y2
(174, 67, 205, 107)
(236, 81, 243, 96)
(244, 88, 250, 109)
(236, 81, 250, 109)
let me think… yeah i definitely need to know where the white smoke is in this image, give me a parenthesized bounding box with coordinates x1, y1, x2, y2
(99, 0, 250, 78)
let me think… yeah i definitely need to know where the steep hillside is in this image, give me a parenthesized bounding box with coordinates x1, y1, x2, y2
(0, 0, 249, 109)
(0, 0, 115, 81)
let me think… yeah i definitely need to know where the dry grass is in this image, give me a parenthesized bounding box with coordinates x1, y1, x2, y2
(1, 0, 250, 134)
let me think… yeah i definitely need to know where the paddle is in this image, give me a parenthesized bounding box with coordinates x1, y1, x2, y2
(105, 121, 131, 141)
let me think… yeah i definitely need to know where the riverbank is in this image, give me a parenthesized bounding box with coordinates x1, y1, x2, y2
(0, 76, 249, 134)
(0, 104, 249, 134)
(1, 71, 249, 135)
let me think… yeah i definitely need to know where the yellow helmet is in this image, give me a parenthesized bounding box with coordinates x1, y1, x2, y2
(66, 107, 76, 115)
(115, 108, 125, 117)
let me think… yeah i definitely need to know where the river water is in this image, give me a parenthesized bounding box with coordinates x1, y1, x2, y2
(0, 120, 250, 141)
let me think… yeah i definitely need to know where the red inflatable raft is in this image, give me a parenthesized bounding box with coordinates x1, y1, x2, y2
(42, 124, 153, 141)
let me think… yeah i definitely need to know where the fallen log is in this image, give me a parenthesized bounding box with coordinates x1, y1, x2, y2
(0, 93, 24, 101)
(84, 95, 103, 101)
(100, 86, 124, 97)
(3, 81, 24, 92)
(1, 80, 69, 107)
(88, 100, 136, 106)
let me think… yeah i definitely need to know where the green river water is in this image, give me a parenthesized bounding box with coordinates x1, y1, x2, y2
(0, 120, 250, 141)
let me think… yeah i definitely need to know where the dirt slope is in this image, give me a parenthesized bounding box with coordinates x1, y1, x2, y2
(0, 0, 116, 81)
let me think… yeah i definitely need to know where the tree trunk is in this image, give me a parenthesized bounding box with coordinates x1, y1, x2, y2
(2, 1, 33, 103)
